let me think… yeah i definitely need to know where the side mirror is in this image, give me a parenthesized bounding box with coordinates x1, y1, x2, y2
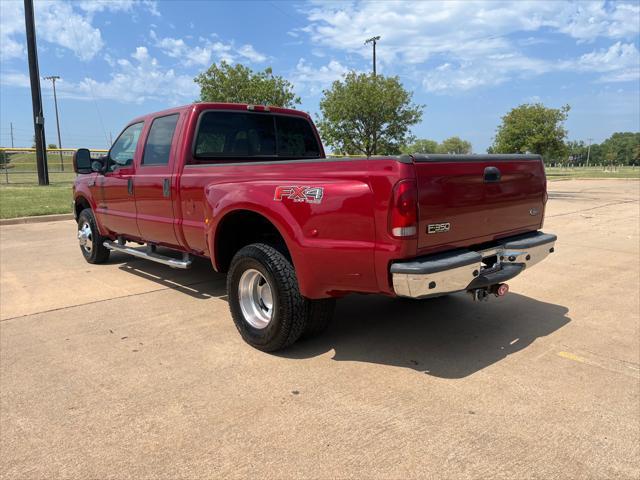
(73, 148, 92, 174)
(91, 160, 104, 173)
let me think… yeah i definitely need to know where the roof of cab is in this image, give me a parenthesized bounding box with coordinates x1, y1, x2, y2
(128, 102, 310, 125)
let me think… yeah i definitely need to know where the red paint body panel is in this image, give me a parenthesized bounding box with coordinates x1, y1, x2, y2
(414, 160, 546, 253)
(73, 103, 549, 299)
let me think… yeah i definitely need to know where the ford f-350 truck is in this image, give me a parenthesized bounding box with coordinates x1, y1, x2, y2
(72, 102, 556, 351)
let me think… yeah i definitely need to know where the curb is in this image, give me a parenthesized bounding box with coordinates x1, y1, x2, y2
(0, 213, 74, 226)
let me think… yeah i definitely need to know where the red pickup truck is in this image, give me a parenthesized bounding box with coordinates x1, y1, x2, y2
(72, 102, 556, 351)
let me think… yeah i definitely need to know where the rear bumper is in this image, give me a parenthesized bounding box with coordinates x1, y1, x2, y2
(390, 231, 556, 299)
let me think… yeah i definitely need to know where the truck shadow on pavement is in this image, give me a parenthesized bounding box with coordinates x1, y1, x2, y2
(109, 252, 570, 379)
(110, 253, 228, 300)
(284, 293, 571, 379)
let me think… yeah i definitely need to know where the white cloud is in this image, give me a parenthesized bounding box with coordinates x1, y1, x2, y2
(0, 71, 31, 89)
(0, 1, 27, 61)
(558, 1, 640, 42)
(292, 58, 350, 95)
(2, 47, 198, 104)
(301, 0, 640, 93)
(77, 0, 136, 14)
(151, 32, 266, 67)
(69, 47, 198, 103)
(36, 1, 104, 61)
(237, 44, 267, 63)
(574, 42, 640, 82)
(0, 0, 160, 62)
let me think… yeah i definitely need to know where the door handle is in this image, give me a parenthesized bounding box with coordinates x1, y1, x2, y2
(484, 166, 501, 183)
(127, 178, 133, 195)
(163, 178, 170, 197)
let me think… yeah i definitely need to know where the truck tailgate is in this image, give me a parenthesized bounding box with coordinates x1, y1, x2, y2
(413, 154, 547, 251)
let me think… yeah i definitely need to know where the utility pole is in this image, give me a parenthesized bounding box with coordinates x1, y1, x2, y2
(44, 75, 64, 171)
(24, 0, 48, 185)
(364, 35, 381, 76)
(10, 122, 14, 148)
(586, 137, 593, 167)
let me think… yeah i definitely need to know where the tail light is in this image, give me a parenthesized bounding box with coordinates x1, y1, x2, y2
(389, 180, 418, 238)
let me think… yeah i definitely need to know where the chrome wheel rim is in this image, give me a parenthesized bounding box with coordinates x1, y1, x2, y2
(238, 269, 273, 329)
(78, 222, 93, 253)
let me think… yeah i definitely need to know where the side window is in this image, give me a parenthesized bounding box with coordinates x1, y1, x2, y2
(143, 114, 180, 166)
(109, 122, 143, 169)
(276, 116, 320, 158)
(192, 112, 276, 162)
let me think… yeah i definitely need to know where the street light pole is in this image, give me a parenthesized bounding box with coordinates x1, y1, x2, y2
(364, 36, 381, 76)
(44, 75, 64, 171)
(586, 137, 593, 167)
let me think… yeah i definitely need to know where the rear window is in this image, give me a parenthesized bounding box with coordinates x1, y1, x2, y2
(192, 111, 321, 162)
(143, 114, 179, 166)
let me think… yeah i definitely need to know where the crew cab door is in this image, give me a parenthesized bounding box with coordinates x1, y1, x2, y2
(133, 113, 182, 248)
(96, 122, 144, 238)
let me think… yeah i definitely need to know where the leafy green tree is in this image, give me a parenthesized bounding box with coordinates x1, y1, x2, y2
(565, 140, 587, 165)
(403, 139, 439, 154)
(601, 132, 640, 166)
(318, 72, 423, 157)
(438, 136, 472, 154)
(194, 61, 300, 108)
(489, 103, 570, 162)
(47, 143, 58, 149)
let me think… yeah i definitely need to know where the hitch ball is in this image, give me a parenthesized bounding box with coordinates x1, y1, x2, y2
(495, 283, 509, 297)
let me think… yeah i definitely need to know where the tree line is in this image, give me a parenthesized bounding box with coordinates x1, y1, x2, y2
(194, 61, 639, 165)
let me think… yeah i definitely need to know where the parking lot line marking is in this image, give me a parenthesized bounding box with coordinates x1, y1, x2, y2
(557, 351, 587, 363)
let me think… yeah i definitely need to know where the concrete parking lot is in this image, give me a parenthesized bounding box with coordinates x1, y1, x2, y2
(1, 179, 638, 479)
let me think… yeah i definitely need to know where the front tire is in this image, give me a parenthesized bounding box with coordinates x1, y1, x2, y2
(77, 209, 110, 264)
(227, 243, 307, 351)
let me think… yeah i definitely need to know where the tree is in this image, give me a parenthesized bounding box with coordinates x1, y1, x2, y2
(490, 103, 570, 162)
(565, 140, 587, 165)
(601, 132, 640, 166)
(47, 143, 57, 149)
(404, 139, 439, 154)
(438, 136, 472, 154)
(317, 72, 423, 157)
(194, 61, 300, 108)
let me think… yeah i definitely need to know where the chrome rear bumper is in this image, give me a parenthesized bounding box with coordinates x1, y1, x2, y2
(390, 231, 556, 299)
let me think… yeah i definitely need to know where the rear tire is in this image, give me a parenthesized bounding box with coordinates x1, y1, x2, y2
(227, 243, 307, 352)
(77, 209, 110, 264)
(301, 298, 336, 339)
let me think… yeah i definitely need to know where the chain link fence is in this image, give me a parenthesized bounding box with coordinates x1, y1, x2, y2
(0, 148, 108, 185)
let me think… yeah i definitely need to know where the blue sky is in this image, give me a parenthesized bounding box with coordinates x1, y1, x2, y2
(1, 0, 639, 152)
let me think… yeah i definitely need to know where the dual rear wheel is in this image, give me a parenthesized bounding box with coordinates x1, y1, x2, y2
(227, 243, 335, 351)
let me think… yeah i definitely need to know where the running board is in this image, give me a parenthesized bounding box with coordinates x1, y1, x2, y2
(103, 240, 192, 269)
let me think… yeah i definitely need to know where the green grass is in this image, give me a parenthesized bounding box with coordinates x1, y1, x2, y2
(1, 152, 76, 184)
(0, 184, 73, 219)
(0, 163, 637, 219)
(546, 166, 640, 180)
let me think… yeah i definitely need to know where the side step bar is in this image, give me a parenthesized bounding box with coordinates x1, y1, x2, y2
(103, 240, 192, 269)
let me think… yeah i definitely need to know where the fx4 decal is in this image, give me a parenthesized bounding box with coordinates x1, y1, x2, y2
(274, 186, 324, 204)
